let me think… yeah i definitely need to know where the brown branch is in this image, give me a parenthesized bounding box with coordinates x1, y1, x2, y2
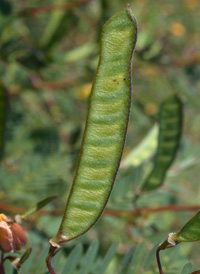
(19, 0, 90, 16)
(1, 202, 200, 218)
(104, 204, 200, 217)
(30, 74, 79, 91)
(173, 54, 200, 67)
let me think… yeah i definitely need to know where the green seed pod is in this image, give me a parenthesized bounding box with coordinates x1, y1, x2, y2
(51, 4, 138, 245)
(142, 94, 183, 191)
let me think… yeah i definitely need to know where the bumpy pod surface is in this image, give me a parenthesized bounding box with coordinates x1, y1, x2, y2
(52, 5, 137, 244)
(142, 94, 183, 190)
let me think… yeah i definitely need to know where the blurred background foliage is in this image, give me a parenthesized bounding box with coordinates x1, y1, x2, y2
(0, 0, 200, 273)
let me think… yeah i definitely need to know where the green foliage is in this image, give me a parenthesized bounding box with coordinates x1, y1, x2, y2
(0, 83, 8, 161)
(175, 211, 200, 242)
(181, 262, 193, 274)
(121, 124, 158, 168)
(20, 196, 57, 220)
(3, 239, 191, 274)
(0, 0, 200, 273)
(15, 247, 32, 271)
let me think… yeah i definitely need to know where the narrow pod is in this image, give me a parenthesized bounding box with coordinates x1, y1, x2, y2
(51, 4, 138, 245)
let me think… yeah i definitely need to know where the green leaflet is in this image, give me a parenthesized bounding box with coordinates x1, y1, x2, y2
(174, 211, 200, 242)
(99, 242, 118, 274)
(16, 247, 32, 270)
(79, 240, 99, 274)
(64, 42, 97, 63)
(142, 94, 183, 190)
(181, 262, 193, 274)
(0, 83, 8, 161)
(40, 0, 69, 50)
(19, 196, 57, 220)
(121, 124, 158, 168)
(119, 245, 135, 274)
(51, 5, 137, 244)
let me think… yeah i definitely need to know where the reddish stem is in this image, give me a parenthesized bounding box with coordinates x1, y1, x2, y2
(0, 252, 5, 274)
(104, 204, 200, 217)
(191, 271, 200, 274)
(3, 255, 16, 263)
(19, 0, 90, 16)
(1, 202, 200, 218)
(46, 246, 57, 274)
(156, 247, 164, 274)
(156, 240, 169, 274)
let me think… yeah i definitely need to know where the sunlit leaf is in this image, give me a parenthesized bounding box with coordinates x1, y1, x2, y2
(121, 124, 158, 168)
(64, 42, 97, 63)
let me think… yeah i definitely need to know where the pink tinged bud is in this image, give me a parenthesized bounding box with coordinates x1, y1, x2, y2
(11, 223, 27, 250)
(0, 214, 27, 253)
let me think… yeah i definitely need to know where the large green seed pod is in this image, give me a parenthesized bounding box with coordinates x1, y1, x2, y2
(51, 5, 138, 245)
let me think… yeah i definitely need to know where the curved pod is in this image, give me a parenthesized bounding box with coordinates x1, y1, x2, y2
(51, 5, 138, 245)
(142, 94, 183, 191)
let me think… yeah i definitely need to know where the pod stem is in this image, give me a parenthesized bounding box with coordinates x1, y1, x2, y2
(156, 240, 169, 274)
(46, 246, 57, 274)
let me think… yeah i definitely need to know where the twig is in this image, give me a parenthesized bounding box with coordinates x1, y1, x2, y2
(173, 54, 200, 67)
(30, 74, 79, 91)
(19, 0, 90, 16)
(156, 240, 169, 274)
(1, 202, 200, 217)
(104, 204, 200, 217)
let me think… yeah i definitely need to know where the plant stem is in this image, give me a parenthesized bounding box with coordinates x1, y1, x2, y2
(18, 0, 90, 16)
(46, 246, 57, 274)
(156, 240, 169, 274)
(0, 252, 5, 274)
(104, 204, 200, 217)
(1, 202, 200, 217)
(191, 271, 200, 274)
